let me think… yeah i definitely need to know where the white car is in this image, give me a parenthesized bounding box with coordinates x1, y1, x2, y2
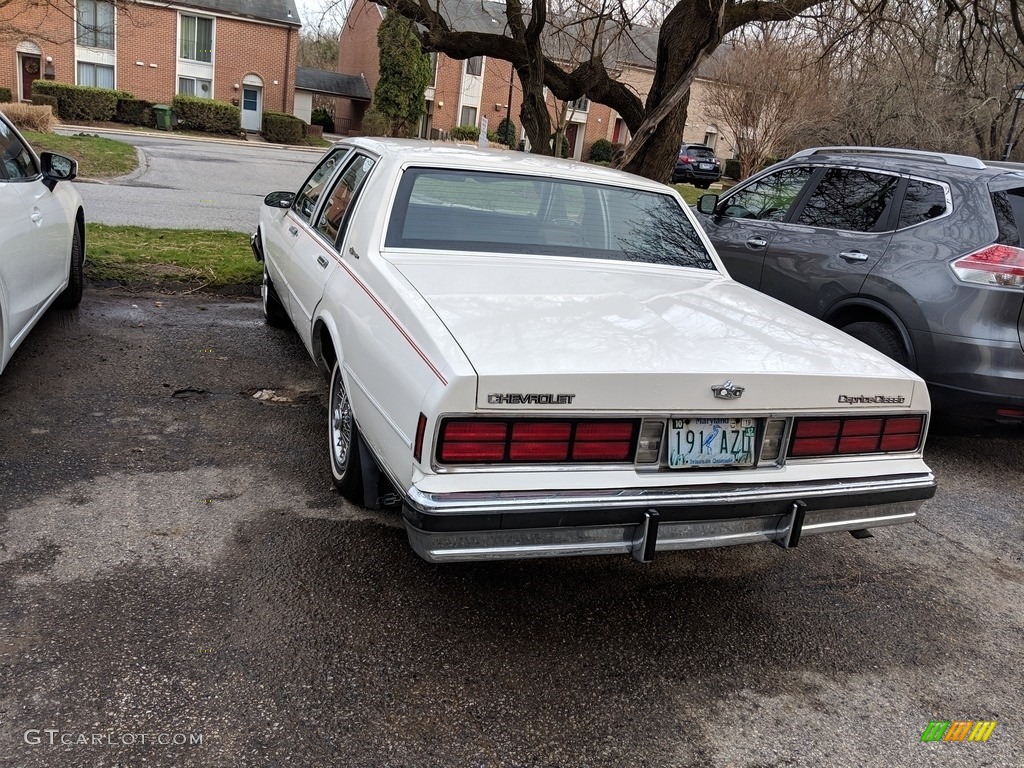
(252, 138, 936, 563)
(0, 109, 84, 374)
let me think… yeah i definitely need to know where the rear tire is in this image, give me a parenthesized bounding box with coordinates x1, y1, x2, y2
(54, 223, 84, 309)
(328, 360, 364, 504)
(262, 264, 289, 329)
(842, 321, 910, 368)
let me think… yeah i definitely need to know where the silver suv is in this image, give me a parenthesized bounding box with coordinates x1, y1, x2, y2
(696, 147, 1024, 420)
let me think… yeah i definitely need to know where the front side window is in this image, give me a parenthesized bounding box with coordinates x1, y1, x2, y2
(78, 61, 115, 89)
(386, 168, 716, 271)
(314, 155, 376, 243)
(897, 179, 948, 229)
(0, 117, 38, 180)
(721, 166, 813, 221)
(180, 14, 213, 63)
(797, 168, 899, 232)
(77, 0, 115, 49)
(293, 148, 351, 222)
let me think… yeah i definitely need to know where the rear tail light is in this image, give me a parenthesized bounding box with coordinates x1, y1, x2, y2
(951, 244, 1024, 288)
(789, 415, 924, 458)
(679, 155, 691, 163)
(437, 418, 638, 465)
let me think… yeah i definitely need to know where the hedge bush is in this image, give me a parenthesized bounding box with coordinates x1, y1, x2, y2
(263, 111, 306, 144)
(360, 107, 389, 137)
(588, 138, 613, 163)
(311, 107, 334, 133)
(116, 96, 154, 127)
(30, 93, 58, 111)
(0, 87, 12, 103)
(31, 81, 120, 121)
(450, 124, 479, 141)
(1, 102, 57, 132)
(495, 117, 516, 147)
(724, 158, 741, 179)
(171, 95, 240, 133)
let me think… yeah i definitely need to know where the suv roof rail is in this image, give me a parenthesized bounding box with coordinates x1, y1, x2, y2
(788, 146, 987, 170)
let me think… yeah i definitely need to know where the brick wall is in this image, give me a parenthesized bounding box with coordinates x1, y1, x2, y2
(0, 2, 296, 112)
(335, 0, 381, 131)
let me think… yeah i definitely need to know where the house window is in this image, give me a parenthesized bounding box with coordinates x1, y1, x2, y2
(77, 61, 114, 89)
(465, 56, 483, 76)
(459, 106, 477, 127)
(429, 52, 438, 87)
(703, 127, 718, 151)
(77, 0, 115, 49)
(180, 14, 213, 63)
(178, 76, 212, 98)
(569, 96, 590, 112)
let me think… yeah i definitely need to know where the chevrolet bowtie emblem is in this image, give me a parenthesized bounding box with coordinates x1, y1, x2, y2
(711, 380, 744, 399)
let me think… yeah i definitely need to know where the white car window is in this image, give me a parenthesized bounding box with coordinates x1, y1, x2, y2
(0, 118, 38, 181)
(387, 168, 716, 270)
(292, 147, 350, 222)
(313, 154, 376, 244)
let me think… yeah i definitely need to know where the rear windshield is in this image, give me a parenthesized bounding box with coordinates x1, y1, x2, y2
(385, 168, 716, 271)
(684, 146, 715, 159)
(991, 187, 1024, 246)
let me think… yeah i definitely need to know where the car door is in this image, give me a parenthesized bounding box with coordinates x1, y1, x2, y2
(698, 165, 817, 287)
(758, 166, 900, 318)
(0, 118, 49, 345)
(264, 146, 352, 319)
(287, 152, 377, 347)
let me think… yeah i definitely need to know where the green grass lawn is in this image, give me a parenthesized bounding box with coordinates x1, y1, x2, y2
(24, 131, 138, 178)
(672, 184, 707, 205)
(86, 224, 260, 288)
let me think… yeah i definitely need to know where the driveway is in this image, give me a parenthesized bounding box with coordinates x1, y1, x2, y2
(1, 289, 1022, 766)
(68, 130, 320, 232)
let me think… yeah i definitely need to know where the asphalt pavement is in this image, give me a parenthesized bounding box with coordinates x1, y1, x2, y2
(1, 289, 1022, 767)
(64, 127, 322, 232)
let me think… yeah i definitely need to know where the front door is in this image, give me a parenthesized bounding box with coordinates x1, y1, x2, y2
(21, 55, 41, 101)
(241, 86, 262, 131)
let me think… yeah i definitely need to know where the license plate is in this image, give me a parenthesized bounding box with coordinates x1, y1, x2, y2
(668, 417, 756, 468)
(698, 162, 713, 170)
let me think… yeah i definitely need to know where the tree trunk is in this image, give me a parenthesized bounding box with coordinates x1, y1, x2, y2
(619, 0, 725, 181)
(518, 63, 551, 154)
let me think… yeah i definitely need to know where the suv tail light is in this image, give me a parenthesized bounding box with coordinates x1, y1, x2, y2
(789, 415, 925, 458)
(951, 244, 1024, 288)
(679, 155, 691, 163)
(437, 418, 638, 465)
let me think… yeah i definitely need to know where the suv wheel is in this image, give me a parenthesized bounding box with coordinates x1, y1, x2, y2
(842, 321, 910, 368)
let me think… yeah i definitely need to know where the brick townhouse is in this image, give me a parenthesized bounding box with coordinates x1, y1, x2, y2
(336, 0, 735, 161)
(1, 0, 300, 131)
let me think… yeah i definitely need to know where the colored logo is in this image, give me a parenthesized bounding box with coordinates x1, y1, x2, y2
(920, 720, 997, 742)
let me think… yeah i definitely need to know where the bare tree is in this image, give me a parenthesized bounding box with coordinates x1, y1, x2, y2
(702, 33, 828, 178)
(0, 0, 142, 45)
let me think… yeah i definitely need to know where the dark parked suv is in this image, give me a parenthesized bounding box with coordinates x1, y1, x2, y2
(672, 143, 721, 188)
(696, 146, 1024, 420)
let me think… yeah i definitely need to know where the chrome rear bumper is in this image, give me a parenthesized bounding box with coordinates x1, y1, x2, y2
(402, 473, 936, 563)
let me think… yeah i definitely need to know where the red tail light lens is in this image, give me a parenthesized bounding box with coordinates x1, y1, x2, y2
(951, 244, 1024, 288)
(437, 419, 638, 465)
(789, 415, 924, 458)
(438, 421, 507, 462)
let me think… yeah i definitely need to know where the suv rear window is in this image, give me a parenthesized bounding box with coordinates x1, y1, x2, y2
(683, 146, 715, 159)
(386, 168, 716, 270)
(897, 179, 948, 229)
(992, 188, 1024, 246)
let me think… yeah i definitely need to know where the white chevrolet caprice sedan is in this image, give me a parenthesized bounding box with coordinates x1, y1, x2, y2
(252, 138, 936, 563)
(0, 109, 84, 374)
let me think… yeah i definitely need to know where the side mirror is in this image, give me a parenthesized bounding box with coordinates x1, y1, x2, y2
(264, 191, 295, 209)
(40, 152, 78, 190)
(696, 193, 719, 216)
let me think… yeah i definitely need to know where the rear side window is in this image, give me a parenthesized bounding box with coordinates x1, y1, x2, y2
(991, 188, 1024, 246)
(386, 168, 716, 270)
(797, 168, 899, 232)
(897, 179, 948, 228)
(314, 154, 375, 244)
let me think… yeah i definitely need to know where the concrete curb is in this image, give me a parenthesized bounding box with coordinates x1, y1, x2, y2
(57, 124, 327, 153)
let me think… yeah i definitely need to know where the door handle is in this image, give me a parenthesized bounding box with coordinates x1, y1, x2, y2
(838, 250, 869, 263)
(30, 211, 42, 224)
(745, 237, 768, 249)
(288, 226, 299, 237)
(317, 255, 329, 269)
